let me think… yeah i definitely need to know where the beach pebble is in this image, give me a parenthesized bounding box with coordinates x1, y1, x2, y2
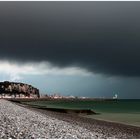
(0, 99, 139, 139)
(0, 99, 103, 139)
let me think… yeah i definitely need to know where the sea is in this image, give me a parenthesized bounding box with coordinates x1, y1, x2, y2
(25, 99, 140, 126)
(36, 99, 140, 113)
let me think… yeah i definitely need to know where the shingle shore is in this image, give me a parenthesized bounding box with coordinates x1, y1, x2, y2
(1, 99, 140, 139)
(27, 105, 140, 139)
(0, 99, 103, 139)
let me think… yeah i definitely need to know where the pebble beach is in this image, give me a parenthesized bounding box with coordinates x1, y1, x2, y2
(0, 99, 140, 139)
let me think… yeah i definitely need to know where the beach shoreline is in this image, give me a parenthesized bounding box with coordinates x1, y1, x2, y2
(0, 98, 138, 138)
(16, 101, 140, 139)
(9, 98, 140, 127)
(0, 99, 100, 139)
(84, 113, 140, 128)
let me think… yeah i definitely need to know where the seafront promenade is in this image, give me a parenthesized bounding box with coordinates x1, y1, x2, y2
(0, 99, 140, 139)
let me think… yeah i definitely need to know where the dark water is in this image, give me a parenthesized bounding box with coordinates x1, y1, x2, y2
(26, 99, 140, 114)
(25, 99, 140, 126)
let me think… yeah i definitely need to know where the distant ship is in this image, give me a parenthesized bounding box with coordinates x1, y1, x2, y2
(113, 94, 118, 99)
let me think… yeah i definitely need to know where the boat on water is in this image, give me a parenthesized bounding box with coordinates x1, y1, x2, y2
(113, 94, 118, 99)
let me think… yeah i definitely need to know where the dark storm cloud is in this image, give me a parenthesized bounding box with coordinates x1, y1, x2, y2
(0, 2, 140, 76)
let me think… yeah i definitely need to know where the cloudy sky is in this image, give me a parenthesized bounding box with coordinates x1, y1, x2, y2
(0, 2, 140, 98)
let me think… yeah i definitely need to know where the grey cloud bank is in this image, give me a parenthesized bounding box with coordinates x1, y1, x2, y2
(0, 2, 140, 76)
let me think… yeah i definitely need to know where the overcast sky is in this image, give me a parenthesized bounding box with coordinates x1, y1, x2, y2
(0, 2, 140, 98)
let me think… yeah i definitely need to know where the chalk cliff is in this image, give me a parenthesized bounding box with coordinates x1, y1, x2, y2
(0, 81, 40, 98)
